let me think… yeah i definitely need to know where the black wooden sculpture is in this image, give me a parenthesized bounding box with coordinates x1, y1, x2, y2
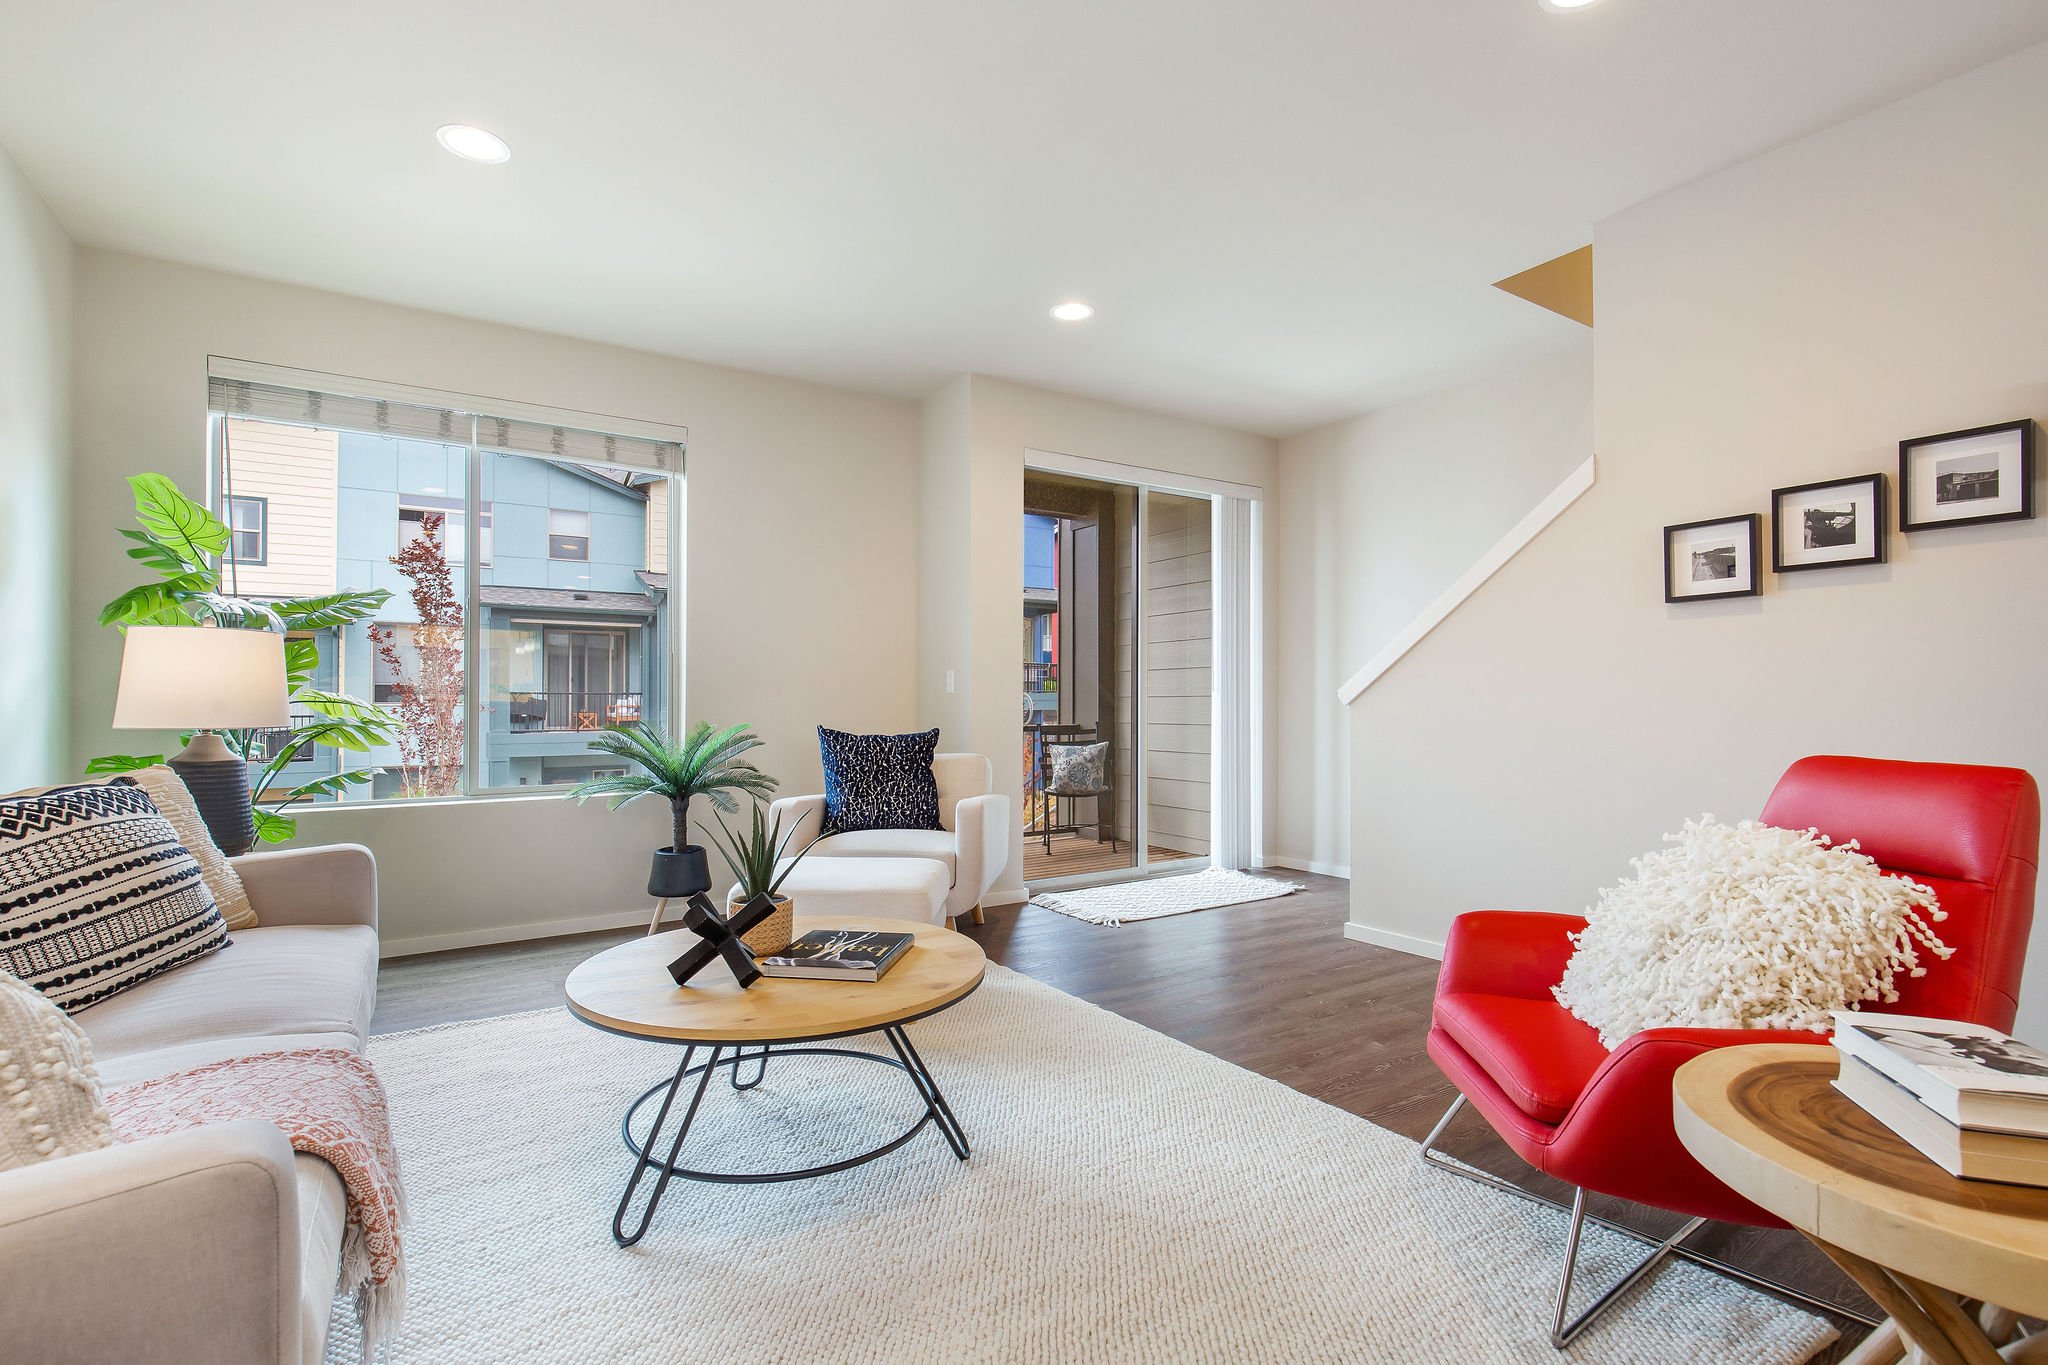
(665, 892, 778, 988)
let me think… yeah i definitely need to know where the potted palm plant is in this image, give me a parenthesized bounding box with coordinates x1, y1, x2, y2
(701, 802, 817, 954)
(568, 722, 778, 901)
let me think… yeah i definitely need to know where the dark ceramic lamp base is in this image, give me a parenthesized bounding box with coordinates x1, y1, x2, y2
(169, 731, 257, 857)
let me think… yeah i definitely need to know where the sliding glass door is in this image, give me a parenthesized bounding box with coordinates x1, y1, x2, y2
(1023, 465, 1253, 890)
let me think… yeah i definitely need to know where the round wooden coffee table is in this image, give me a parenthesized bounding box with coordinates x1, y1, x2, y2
(1675, 1044, 2048, 1365)
(566, 916, 985, 1246)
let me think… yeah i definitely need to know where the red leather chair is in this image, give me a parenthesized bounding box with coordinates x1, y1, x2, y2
(1423, 756, 2039, 1346)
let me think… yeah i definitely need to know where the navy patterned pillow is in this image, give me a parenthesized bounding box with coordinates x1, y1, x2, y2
(818, 727, 943, 834)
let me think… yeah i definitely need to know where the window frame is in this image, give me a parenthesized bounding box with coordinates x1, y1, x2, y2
(546, 507, 591, 562)
(226, 494, 268, 566)
(208, 382, 685, 810)
(398, 494, 494, 566)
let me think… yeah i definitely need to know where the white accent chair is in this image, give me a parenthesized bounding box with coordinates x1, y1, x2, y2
(768, 752, 1011, 926)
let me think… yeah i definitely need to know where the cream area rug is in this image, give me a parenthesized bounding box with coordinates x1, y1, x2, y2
(326, 967, 1834, 1364)
(1030, 866, 1305, 925)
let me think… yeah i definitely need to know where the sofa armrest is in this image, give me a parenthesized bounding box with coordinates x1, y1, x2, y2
(232, 843, 378, 929)
(769, 795, 827, 851)
(950, 793, 1011, 915)
(1436, 909, 1588, 1000)
(0, 1121, 303, 1365)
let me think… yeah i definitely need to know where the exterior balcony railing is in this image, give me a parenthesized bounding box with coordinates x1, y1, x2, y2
(503, 690, 645, 733)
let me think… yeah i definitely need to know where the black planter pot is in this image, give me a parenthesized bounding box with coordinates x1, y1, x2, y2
(648, 845, 713, 900)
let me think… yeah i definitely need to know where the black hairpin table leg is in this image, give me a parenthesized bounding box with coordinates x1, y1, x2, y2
(729, 1043, 770, 1091)
(612, 1043, 722, 1247)
(885, 1025, 971, 1160)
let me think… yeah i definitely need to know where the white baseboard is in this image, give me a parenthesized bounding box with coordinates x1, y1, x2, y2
(1262, 855, 1351, 880)
(1342, 920, 1445, 960)
(379, 908, 651, 960)
(984, 883, 1029, 909)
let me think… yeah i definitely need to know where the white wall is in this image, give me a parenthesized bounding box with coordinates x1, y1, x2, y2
(1270, 343, 1593, 876)
(918, 375, 1277, 902)
(68, 249, 922, 953)
(1344, 43, 2048, 1034)
(0, 144, 71, 792)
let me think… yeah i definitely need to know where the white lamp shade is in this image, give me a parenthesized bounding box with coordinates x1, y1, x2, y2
(112, 627, 291, 730)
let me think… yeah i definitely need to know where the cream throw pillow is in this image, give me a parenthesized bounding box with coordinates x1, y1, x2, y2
(1552, 815, 1952, 1048)
(1, 768, 257, 930)
(0, 969, 113, 1170)
(122, 766, 257, 930)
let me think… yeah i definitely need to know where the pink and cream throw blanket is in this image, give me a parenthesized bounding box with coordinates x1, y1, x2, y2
(107, 1048, 408, 1360)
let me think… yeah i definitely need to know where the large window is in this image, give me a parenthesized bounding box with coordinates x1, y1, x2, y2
(211, 367, 683, 804)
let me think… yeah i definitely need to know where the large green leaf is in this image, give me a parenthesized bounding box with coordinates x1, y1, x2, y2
(284, 637, 321, 691)
(295, 689, 399, 732)
(85, 753, 164, 774)
(120, 528, 204, 578)
(250, 808, 298, 844)
(130, 473, 229, 567)
(275, 589, 393, 630)
(265, 768, 377, 808)
(98, 575, 215, 627)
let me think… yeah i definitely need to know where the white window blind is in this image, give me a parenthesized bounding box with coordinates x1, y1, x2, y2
(204, 368, 684, 473)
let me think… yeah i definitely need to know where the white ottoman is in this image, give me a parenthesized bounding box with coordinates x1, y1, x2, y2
(774, 856, 952, 927)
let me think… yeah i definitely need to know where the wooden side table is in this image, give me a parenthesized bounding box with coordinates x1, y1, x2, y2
(1675, 1044, 2048, 1365)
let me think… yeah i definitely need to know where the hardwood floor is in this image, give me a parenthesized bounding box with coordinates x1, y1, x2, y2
(374, 871, 1872, 1359)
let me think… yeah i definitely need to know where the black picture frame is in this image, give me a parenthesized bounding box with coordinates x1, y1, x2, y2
(1899, 419, 2034, 532)
(1770, 473, 1887, 573)
(1663, 513, 1762, 603)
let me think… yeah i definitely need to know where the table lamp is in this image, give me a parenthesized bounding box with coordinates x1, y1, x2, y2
(112, 625, 290, 856)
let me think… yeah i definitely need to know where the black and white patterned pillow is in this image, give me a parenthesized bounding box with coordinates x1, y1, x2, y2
(0, 782, 229, 1013)
(818, 727, 943, 834)
(1047, 742, 1110, 795)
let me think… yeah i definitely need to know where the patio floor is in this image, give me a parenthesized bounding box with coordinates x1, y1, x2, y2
(1021, 831, 1200, 883)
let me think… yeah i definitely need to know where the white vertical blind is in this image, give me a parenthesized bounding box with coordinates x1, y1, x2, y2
(1210, 495, 1259, 870)
(205, 361, 685, 473)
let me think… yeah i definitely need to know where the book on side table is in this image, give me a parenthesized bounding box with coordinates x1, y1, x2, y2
(1831, 1011, 2048, 1186)
(759, 929, 915, 982)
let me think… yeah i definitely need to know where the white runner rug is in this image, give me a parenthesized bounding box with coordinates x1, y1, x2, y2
(327, 965, 1833, 1364)
(1031, 866, 1304, 925)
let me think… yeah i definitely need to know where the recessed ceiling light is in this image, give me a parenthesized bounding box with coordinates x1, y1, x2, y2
(1538, 0, 1603, 10)
(435, 124, 511, 164)
(1050, 301, 1095, 322)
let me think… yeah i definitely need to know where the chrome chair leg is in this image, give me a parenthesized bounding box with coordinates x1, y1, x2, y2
(1551, 1186, 1706, 1347)
(1416, 1093, 1874, 1343)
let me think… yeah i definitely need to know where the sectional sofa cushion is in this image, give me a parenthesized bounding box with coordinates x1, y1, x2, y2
(76, 923, 378, 1059)
(817, 726, 943, 834)
(0, 782, 229, 1012)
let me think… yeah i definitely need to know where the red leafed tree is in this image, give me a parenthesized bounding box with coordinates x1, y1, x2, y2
(367, 513, 464, 797)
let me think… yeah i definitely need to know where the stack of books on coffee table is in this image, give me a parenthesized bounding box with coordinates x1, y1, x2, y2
(1832, 1011, 2048, 1187)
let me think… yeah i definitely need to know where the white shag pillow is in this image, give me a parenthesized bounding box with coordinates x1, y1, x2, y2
(1552, 816, 1952, 1049)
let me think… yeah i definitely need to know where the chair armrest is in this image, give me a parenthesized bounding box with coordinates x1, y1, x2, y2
(1547, 1026, 1832, 1221)
(0, 1121, 303, 1364)
(1437, 910, 1588, 1000)
(949, 793, 1011, 914)
(231, 844, 377, 929)
(770, 795, 827, 851)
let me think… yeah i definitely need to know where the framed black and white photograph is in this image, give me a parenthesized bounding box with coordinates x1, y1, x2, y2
(1664, 513, 1761, 603)
(1899, 419, 2034, 531)
(1771, 472, 1887, 572)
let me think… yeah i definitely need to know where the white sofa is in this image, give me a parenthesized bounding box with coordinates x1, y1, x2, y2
(770, 752, 1011, 925)
(0, 844, 381, 1365)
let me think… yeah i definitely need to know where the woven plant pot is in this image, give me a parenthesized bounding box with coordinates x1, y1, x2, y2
(728, 889, 795, 955)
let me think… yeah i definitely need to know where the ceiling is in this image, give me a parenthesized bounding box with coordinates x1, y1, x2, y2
(3, 2, 2044, 437)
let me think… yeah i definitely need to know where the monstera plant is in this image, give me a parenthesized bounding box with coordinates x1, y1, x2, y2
(89, 473, 400, 842)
